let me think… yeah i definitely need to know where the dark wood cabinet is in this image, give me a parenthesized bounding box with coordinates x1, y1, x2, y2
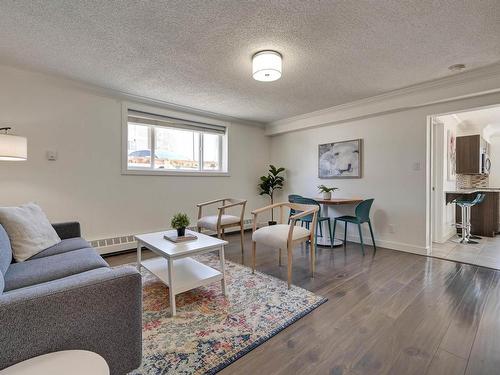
(456, 135, 483, 174)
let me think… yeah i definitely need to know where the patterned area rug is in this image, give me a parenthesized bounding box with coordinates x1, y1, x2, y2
(129, 253, 327, 374)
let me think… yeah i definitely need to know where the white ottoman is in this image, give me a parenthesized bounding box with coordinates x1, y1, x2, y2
(0, 350, 109, 375)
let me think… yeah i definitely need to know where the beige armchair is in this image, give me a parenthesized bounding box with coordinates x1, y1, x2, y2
(196, 198, 247, 254)
(251, 202, 319, 288)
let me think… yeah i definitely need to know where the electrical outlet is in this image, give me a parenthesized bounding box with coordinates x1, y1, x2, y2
(388, 224, 396, 233)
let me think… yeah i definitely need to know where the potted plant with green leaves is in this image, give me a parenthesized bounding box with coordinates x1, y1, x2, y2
(171, 213, 190, 237)
(318, 184, 339, 200)
(258, 165, 285, 225)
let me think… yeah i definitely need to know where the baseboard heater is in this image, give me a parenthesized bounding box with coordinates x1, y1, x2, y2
(92, 219, 254, 256)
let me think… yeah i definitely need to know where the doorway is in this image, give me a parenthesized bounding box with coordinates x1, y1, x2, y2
(429, 104, 500, 269)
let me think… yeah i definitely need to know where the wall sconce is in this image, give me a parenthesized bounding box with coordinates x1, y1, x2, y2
(0, 127, 27, 161)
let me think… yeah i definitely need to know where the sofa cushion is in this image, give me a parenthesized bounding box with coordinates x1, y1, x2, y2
(0, 203, 61, 262)
(28, 237, 91, 260)
(3, 248, 108, 292)
(0, 224, 12, 276)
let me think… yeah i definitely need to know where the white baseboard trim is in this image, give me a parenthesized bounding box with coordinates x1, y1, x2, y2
(345, 235, 429, 255)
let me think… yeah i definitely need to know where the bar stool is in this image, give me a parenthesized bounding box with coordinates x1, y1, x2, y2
(452, 193, 485, 244)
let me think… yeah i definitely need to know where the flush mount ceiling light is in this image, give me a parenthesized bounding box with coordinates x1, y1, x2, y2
(252, 50, 282, 82)
(448, 63, 466, 72)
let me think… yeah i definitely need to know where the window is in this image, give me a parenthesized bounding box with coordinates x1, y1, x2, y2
(124, 109, 228, 175)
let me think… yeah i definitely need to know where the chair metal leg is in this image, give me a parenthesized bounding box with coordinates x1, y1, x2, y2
(357, 223, 365, 256)
(333, 219, 337, 247)
(368, 220, 376, 253)
(344, 222, 348, 254)
(327, 218, 333, 248)
(318, 221, 323, 238)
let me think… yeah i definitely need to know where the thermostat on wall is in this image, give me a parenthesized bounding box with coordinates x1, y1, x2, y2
(46, 150, 57, 161)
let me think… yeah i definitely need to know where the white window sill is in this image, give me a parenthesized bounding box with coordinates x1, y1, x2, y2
(122, 168, 230, 177)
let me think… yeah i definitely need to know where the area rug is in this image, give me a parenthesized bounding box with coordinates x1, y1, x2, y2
(129, 253, 327, 374)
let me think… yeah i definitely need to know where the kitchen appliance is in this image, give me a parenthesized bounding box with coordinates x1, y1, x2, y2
(481, 152, 491, 174)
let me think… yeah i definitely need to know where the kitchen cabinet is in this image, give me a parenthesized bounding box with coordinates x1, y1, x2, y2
(456, 134, 489, 174)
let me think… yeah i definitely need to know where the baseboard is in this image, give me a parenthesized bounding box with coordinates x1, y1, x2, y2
(345, 235, 429, 255)
(96, 220, 255, 256)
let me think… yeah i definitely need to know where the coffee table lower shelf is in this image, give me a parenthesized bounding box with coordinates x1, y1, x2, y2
(141, 257, 223, 295)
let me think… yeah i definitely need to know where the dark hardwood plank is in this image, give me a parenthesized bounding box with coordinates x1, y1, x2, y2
(426, 349, 467, 375)
(465, 271, 500, 375)
(439, 266, 494, 359)
(103, 231, 500, 375)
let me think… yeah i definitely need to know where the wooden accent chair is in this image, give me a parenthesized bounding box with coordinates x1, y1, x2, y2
(196, 198, 247, 254)
(251, 202, 319, 288)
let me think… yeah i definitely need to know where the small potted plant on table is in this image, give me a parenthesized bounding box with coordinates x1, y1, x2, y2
(318, 185, 339, 200)
(171, 213, 190, 237)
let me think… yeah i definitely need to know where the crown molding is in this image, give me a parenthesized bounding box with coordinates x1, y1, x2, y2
(266, 63, 500, 136)
(0, 62, 266, 129)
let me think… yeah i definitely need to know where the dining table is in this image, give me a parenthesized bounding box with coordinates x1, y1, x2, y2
(306, 197, 363, 247)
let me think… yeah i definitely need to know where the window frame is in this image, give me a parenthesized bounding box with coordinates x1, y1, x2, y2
(121, 103, 230, 176)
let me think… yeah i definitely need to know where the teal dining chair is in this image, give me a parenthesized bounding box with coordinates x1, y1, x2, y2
(294, 196, 333, 248)
(333, 199, 376, 255)
(288, 194, 303, 223)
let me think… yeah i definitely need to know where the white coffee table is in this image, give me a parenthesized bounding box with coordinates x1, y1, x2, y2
(135, 229, 228, 316)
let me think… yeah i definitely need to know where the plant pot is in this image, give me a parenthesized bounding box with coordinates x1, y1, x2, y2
(177, 227, 186, 237)
(322, 191, 332, 200)
(268, 221, 277, 226)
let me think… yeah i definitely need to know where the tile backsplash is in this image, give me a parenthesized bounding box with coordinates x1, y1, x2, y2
(456, 174, 489, 189)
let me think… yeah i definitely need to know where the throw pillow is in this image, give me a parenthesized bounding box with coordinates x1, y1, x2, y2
(0, 203, 61, 262)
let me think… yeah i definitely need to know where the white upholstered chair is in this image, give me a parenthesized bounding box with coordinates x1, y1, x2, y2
(251, 202, 319, 288)
(196, 198, 247, 254)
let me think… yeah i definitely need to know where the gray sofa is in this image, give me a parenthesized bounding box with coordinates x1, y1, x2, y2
(0, 222, 142, 375)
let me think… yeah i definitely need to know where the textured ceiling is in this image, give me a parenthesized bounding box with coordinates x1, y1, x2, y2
(0, 1, 500, 124)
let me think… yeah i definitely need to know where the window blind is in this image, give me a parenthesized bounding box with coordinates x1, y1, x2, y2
(128, 109, 226, 135)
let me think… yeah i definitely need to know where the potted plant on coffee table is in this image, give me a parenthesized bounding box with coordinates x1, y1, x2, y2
(258, 165, 285, 225)
(318, 185, 339, 200)
(171, 213, 190, 237)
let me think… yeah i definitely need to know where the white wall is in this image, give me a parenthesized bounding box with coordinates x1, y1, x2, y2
(0, 65, 270, 240)
(270, 93, 500, 253)
(432, 115, 458, 243)
(489, 135, 500, 187)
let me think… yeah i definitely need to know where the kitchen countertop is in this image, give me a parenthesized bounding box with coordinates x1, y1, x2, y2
(445, 188, 500, 194)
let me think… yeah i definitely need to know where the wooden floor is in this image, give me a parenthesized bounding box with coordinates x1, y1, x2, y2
(106, 232, 500, 375)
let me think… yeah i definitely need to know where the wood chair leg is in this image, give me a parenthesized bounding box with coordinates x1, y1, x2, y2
(368, 220, 376, 253)
(216, 227, 221, 239)
(252, 241, 256, 273)
(221, 228, 225, 240)
(240, 226, 245, 258)
(357, 223, 365, 256)
(310, 238, 316, 277)
(279, 248, 282, 266)
(197, 226, 201, 233)
(287, 244, 293, 289)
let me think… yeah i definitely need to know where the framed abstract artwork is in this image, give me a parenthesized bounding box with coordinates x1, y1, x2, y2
(446, 129, 456, 181)
(318, 139, 362, 178)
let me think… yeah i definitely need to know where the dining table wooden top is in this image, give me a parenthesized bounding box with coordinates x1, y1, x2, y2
(311, 197, 363, 205)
